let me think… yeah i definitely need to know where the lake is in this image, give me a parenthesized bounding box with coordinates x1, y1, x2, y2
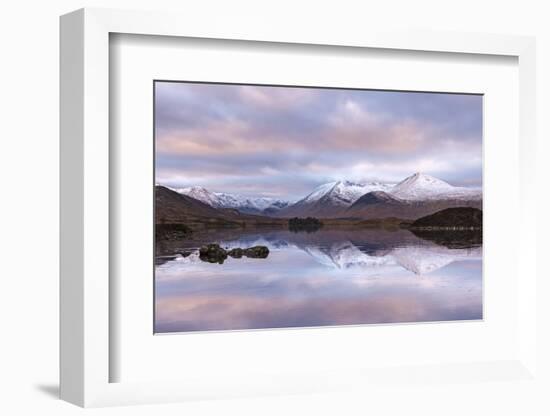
(155, 228, 482, 333)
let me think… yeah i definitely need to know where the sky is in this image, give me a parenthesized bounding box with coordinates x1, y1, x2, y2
(155, 81, 482, 201)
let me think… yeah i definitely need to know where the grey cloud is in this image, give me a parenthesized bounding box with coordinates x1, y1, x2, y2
(155, 82, 482, 198)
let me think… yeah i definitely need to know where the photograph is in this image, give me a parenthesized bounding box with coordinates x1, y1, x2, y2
(154, 81, 483, 333)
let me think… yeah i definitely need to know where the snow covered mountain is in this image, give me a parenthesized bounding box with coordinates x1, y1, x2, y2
(345, 173, 482, 219)
(300, 181, 393, 206)
(276, 173, 482, 219)
(389, 173, 481, 201)
(174, 172, 481, 220)
(176, 186, 290, 215)
(277, 180, 395, 218)
(176, 186, 220, 207)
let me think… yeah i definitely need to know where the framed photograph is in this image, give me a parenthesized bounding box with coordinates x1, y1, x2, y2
(153, 81, 484, 334)
(60, 8, 538, 407)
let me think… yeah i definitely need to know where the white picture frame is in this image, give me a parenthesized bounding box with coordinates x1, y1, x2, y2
(60, 7, 538, 407)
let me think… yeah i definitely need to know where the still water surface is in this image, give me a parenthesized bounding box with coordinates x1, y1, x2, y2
(155, 228, 482, 333)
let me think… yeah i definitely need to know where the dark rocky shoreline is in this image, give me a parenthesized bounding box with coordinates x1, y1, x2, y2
(405, 207, 482, 229)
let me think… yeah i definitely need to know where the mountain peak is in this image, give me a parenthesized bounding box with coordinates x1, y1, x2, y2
(287, 180, 396, 216)
(390, 173, 480, 201)
(176, 185, 219, 207)
(393, 173, 452, 190)
(399, 172, 449, 184)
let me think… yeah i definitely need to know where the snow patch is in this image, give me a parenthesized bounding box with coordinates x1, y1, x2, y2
(300, 180, 395, 206)
(389, 173, 481, 201)
(177, 186, 290, 212)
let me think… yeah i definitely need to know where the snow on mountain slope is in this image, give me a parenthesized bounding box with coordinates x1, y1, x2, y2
(302, 180, 394, 206)
(175, 173, 481, 219)
(277, 180, 395, 217)
(176, 186, 220, 206)
(300, 182, 340, 204)
(389, 173, 481, 201)
(176, 186, 290, 214)
(291, 173, 481, 213)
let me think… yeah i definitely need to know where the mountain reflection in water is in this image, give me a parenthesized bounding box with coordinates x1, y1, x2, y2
(155, 228, 482, 333)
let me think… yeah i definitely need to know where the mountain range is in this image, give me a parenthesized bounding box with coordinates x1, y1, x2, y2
(155, 185, 286, 229)
(176, 186, 290, 215)
(173, 173, 482, 220)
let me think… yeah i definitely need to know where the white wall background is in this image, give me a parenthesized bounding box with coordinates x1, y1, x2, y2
(0, 0, 548, 415)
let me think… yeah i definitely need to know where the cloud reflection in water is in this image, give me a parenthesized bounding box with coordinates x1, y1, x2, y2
(155, 230, 482, 333)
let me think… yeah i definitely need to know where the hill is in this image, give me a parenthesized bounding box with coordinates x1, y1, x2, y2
(155, 186, 286, 230)
(408, 207, 482, 229)
(346, 192, 482, 220)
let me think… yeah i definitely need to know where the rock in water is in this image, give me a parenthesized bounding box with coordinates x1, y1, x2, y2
(244, 246, 270, 258)
(227, 248, 244, 258)
(199, 244, 228, 264)
(199, 244, 270, 263)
